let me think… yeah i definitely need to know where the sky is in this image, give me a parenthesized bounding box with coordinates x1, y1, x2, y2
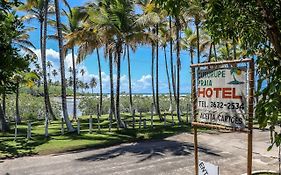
(22, 0, 193, 94)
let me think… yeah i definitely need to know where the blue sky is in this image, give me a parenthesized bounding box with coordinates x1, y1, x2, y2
(23, 0, 193, 94)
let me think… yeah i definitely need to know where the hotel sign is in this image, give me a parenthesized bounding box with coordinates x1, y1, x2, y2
(197, 67, 247, 128)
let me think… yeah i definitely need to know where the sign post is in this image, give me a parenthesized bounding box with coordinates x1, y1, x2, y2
(191, 59, 254, 175)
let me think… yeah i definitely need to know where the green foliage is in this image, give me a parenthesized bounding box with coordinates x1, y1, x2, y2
(5, 94, 61, 121)
(79, 95, 191, 115)
(204, 0, 281, 148)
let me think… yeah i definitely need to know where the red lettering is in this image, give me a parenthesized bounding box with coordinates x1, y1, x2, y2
(213, 88, 222, 98)
(198, 88, 205, 97)
(222, 88, 232, 98)
(232, 88, 242, 99)
(206, 88, 213, 97)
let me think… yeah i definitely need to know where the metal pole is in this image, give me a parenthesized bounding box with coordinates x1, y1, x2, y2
(192, 66, 199, 175)
(247, 59, 254, 175)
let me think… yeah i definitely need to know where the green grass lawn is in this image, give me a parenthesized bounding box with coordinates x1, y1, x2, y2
(0, 113, 191, 159)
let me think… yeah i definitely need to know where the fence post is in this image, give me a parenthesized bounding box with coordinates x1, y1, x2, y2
(14, 116, 17, 141)
(97, 104, 101, 132)
(109, 110, 112, 132)
(171, 111, 174, 126)
(61, 118, 64, 135)
(186, 103, 189, 125)
(143, 119, 147, 128)
(164, 114, 167, 127)
(139, 112, 142, 129)
(151, 103, 154, 128)
(77, 119, 80, 135)
(27, 121, 31, 139)
(89, 115, 93, 134)
(132, 109, 135, 129)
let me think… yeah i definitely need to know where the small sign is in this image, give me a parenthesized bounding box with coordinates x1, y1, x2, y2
(197, 67, 247, 128)
(198, 160, 219, 175)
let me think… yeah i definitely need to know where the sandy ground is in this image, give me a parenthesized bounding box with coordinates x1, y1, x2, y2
(0, 129, 278, 175)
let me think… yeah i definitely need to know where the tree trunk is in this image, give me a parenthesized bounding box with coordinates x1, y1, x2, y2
(196, 22, 200, 64)
(164, 46, 173, 112)
(97, 48, 103, 114)
(2, 88, 6, 118)
(176, 18, 181, 123)
(151, 43, 156, 112)
(115, 41, 123, 128)
(54, 0, 75, 132)
(169, 16, 177, 103)
(109, 50, 116, 125)
(208, 42, 213, 62)
(213, 42, 218, 61)
(15, 83, 21, 123)
(0, 103, 9, 132)
(233, 37, 236, 60)
(42, 0, 56, 121)
(155, 24, 161, 117)
(126, 45, 133, 113)
(226, 42, 230, 59)
(72, 48, 77, 120)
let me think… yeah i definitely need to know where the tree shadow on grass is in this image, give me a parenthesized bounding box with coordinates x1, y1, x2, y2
(76, 139, 220, 163)
(0, 135, 50, 159)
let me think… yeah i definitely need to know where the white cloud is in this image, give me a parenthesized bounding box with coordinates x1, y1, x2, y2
(28, 48, 165, 93)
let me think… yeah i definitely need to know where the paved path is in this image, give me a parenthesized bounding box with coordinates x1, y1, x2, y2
(0, 129, 278, 175)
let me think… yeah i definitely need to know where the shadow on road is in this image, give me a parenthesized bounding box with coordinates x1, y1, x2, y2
(77, 140, 220, 163)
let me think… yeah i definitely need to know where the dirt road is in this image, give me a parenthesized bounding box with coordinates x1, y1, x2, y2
(0, 129, 278, 175)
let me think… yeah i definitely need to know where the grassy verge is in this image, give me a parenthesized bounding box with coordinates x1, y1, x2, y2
(0, 113, 191, 159)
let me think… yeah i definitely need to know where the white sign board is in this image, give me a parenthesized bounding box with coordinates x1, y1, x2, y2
(198, 160, 219, 175)
(197, 68, 247, 128)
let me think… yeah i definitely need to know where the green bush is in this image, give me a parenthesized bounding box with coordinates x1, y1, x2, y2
(5, 94, 61, 121)
(78, 94, 191, 114)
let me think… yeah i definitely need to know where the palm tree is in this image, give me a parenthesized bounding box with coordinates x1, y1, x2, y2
(54, 0, 75, 132)
(80, 68, 85, 93)
(160, 24, 173, 112)
(19, 0, 56, 120)
(13, 26, 37, 58)
(156, 0, 190, 122)
(47, 60, 52, 83)
(52, 69, 58, 80)
(136, 0, 161, 115)
(60, 4, 87, 120)
(90, 77, 97, 95)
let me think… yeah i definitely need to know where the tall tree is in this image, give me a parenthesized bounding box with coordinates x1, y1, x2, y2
(19, 0, 56, 120)
(54, 0, 74, 132)
(90, 77, 97, 95)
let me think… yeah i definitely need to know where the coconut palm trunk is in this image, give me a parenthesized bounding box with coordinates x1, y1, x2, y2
(196, 23, 200, 64)
(41, 2, 49, 121)
(42, 0, 56, 121)
(169, 16, 177, 104)
(115, 41, 123, 128)
(151, 43, 156, 112)
(155, 24, 161, 117)
(164, 46, 173, 112)
(96, 48, 103, 114)
(126, 45, 133, 113)
(71, 48, 77, 120)
(54, 0, 74, 132)
(109, 50, 116, 124)
(175, 18, 181, 122)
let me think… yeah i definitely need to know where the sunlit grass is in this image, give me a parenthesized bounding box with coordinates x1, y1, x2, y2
(0, 113, 191, 159)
